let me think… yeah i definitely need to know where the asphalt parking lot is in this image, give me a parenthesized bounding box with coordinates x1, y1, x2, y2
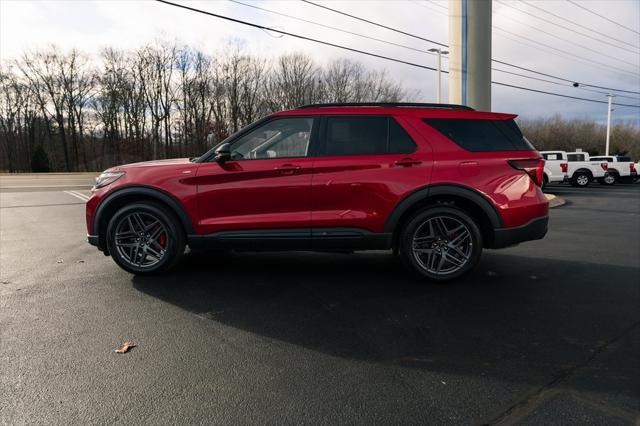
(1, 174, 639, 425)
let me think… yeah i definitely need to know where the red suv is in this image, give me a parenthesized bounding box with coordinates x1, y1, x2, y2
(86, 103, 548, 281)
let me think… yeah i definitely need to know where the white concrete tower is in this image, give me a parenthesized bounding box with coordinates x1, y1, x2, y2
(448, 0, 492, 111)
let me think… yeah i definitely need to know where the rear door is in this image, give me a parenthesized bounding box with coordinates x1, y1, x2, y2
(311, 114, 432, 235)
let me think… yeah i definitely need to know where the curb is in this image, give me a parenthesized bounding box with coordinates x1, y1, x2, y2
(545, 193, 566, 208)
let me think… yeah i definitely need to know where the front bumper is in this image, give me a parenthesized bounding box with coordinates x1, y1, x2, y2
(87, 234, 99, 246)
(491, 216, 548, 249)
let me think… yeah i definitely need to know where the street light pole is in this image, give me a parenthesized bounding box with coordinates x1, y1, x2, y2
(605, 94, 614, 156)
(428, 48, 449, 103)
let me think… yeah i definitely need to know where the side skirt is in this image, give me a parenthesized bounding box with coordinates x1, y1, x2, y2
(187, 228, 392, 251)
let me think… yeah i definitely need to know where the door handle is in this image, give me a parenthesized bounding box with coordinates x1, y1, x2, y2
(274, 164, 302, 174)
(394, 158, 422, 167)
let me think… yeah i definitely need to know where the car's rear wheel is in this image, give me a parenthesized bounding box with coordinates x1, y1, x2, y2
(599, 173, 617, 185)
(400, 206, 483, 282)
(106, 202, 185, 275)
(571, 172, 591, 187)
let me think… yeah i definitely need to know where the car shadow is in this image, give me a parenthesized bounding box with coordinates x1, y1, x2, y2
(132, 249, 640, 394)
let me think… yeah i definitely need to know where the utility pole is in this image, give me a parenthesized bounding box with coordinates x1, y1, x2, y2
(605, 94, 614, 156)
(428, 48, 449, 103)
(448, 0, 492, 111)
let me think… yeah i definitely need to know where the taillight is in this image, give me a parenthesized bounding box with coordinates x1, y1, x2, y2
(601, 162, 608, 170)
(509, 159, 545, 186)
(560, 163, 568, 173)
(630, 163, 636, 172)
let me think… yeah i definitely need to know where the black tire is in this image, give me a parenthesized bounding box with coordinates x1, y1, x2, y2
(106, 202, 185, 275)
(598, 173, 617, 185)
(542, 174, 549, 191)
(571, 172, 591, 187)
(399, 206, 483, 282)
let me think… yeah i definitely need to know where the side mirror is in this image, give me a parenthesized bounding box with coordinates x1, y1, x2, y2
(214, 143, 231, 162)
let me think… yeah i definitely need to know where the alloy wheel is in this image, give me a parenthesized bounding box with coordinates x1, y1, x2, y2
(576, 175, 589, 186)
(113, 212, 168, 268)
(412, 216, 473, 275)
(604, 174, 616, 185)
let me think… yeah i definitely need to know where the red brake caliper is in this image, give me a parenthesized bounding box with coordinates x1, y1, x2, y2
(155, 225, 166, 248)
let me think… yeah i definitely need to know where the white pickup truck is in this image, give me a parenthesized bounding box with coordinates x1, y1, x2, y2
(540, 151, 608, 187)
(539, 152, 568, 188)
(589, 155, 638, 185)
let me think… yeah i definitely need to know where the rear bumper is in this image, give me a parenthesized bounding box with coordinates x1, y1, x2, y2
(491, 216, 548, 249)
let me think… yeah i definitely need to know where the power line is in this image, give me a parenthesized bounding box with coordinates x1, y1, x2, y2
(300, 0, 448, 47)
(425, 0, 447, 11)
(232, 0, 634, 93)
(303, 0, 640, 95)
(490, 59, 639, 95)
(155, 0, 436, 72)
(409, 0, 447, 16)
(493, 67, 639, 101)
(491, 80, 638, 107)
(229, 0, 440, 57)
(155, 0, 640, 108)
(520, 0, 639, 49)
(566, 0, 639, 36)
(494, 26, 638, 76)
(230, 0, 640, 96)
(415, 0, 639, 70)
(493, 9, 639, 69)
(497, 0, 639, 53)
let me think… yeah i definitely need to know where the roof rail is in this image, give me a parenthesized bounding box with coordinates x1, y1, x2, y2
(297, 102, 474, 110)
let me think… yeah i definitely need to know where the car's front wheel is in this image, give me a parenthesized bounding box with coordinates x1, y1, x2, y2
(400, 206, 483, 282)
(106, 202, 185, 275)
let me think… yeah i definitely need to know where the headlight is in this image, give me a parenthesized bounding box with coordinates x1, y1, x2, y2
(94, 171, 125, 188)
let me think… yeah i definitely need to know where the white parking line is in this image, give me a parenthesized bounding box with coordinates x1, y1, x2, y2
(64, 190, 90, 202)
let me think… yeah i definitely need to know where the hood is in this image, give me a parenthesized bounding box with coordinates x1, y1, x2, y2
(109, 158, 192, 171)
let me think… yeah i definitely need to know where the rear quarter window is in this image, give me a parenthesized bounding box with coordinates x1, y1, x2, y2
(422, 118, 534, 152)
(543, 153, 562, 160)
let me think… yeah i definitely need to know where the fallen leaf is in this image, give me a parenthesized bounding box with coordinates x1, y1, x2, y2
(76, 260, 85, 264)
(1, 280, 10, 285)
(441, 380, 446, 385)
(114, 341, 136, 354)
(56, 260, 64, 263)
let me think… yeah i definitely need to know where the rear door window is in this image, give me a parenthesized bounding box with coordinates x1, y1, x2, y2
(323, 116, 416, 156)
(422, 118, 534, 151)
(567, 154, 586, 162)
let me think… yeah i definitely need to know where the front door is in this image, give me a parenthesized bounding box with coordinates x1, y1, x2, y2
(195, 116, 317, 236)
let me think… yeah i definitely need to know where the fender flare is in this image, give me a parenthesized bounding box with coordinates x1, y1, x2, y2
(93, 185, 196, 239)
(383, 183, 503, 234)
(573, 168, 593, 177)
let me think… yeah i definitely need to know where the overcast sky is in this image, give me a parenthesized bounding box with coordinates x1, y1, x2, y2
(1, 0, 639, 124)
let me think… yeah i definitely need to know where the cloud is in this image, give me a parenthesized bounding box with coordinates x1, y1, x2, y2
(1, 0, 638, 124)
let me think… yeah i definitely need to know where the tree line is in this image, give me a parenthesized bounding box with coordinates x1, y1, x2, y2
(0, 42, 408, 172)
(1, 41, 638, 172)
(518, 115, 639, 159)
